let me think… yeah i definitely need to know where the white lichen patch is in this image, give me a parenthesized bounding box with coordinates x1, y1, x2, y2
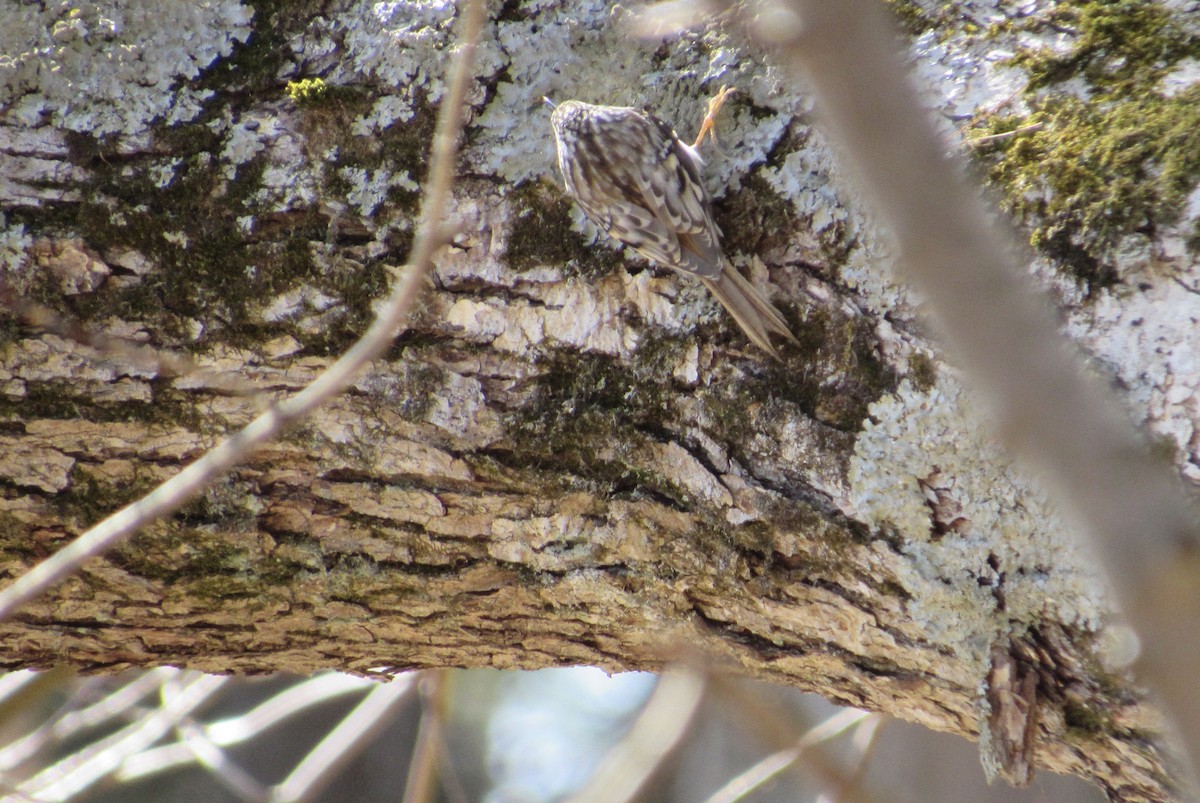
(351, 95, 414, 137)
(259, 286, 337, 324)
(218, 114, 276, 181)
(1161, 57, 1200, 97)
(1067, 279, 1200, 482)
(423, 372, 503, 448)
(848, 377, 1108, 669)
(147, 158, 184, 189)
(0, 1, 253, 137)
(332, 165, 416, 219)
(908, 26, 1029, 136)
(0, 215, 32, 274)
(161, 231, 188, 249)
(290, 0, 504, 119)
(242, 114, 322, 213)
(469, 1, 801, 195)
(760, 143, 849, 238)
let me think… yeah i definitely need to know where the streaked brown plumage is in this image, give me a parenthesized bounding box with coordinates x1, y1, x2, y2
(547, 95, 797, 357)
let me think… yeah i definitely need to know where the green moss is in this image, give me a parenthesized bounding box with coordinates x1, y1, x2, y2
(44, 3, 410, 357)
(55, 467, 151, 523)
(24, 1, 447, 368)
(883, 0, 999, 42)
(716, 173, 799, 262)
(507, 351, 688, 504)
(286, 77, 330, 106)
(0, 382, 98, 422)
(377, 102, 437, 198)
(730, 519, 777, 559)
(65, 97, 405, 357)
(1062, 697, 1110, 735)
(974, 1, 1200, 291)
(907, 351, 937, 392)
(702, 381, 761, 451)
(979, 91, 1200, 288)
(1011, 2, 1194, 95)
(750, 307, 898, 432)
(296, 92, 431, 220)
(283, 245, 394, 357)
(0, 511, 43, 557)
(506, 183, 625, 279)
(883, 0, 936, 37)
(325, 568, 379, 606)
(113, 525, 252, 582)
(507, 304, 891, 503)
(0, 311, 20, 349)
(66, 124, 315, 347)
(177, 477, 263, 533)
(0, 381, 201, 432)
(1147, 429, 1183, 464)
(375, 353, 445, 422)
(187, 574, 280, 601)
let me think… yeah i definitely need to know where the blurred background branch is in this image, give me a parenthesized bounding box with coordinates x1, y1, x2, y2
(717, 0, 1200, 787)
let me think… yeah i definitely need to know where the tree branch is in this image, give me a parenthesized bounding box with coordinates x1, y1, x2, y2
(0, 0, 486, 623)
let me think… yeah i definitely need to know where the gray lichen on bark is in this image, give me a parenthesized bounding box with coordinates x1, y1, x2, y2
(1, 0, 1197, 799)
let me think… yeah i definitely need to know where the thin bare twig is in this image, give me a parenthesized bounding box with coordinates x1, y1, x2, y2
(115, 673, 376, 783)
(15, 673, 227, 801)
(568, 667, 707, 803)
(401, 670, 449, 803)
(964, 121, 1043, 148)
(833, 714, 887, 803)
(0, 0, 486, 622)
(702, 708, 876, 803)
(174, 717, 269, 802)
(707, 676, 883, 803)
(270, 674, 418, 803)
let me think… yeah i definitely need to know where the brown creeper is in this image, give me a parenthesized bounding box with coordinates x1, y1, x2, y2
(547, 90, 797, 357)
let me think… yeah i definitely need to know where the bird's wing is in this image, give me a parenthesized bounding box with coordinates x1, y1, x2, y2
(564, 110, 724, 278)
(596, 197, 691, 269)
(633, 118, 724, 278)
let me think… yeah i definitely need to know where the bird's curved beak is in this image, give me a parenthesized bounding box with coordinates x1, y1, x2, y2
(543, 97, 557, 110)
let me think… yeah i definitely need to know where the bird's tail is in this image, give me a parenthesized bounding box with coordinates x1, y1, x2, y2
(700, 262, 798, 359)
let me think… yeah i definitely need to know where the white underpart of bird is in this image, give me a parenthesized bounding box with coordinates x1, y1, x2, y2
(547, 98, 798, 358)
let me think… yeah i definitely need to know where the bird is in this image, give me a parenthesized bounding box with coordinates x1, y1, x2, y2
(546, 88, 797, 358)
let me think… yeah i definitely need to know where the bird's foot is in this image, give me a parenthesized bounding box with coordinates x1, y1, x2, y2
(692, 85, 736, 149)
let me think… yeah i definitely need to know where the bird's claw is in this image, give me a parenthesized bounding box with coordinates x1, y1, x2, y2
(692, 85, 736, 149)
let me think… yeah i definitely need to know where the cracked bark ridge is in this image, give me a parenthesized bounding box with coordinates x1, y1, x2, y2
(0, 229, 1178, 800)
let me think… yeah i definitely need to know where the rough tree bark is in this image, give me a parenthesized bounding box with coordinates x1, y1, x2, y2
(1, 1, 1197, 799)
